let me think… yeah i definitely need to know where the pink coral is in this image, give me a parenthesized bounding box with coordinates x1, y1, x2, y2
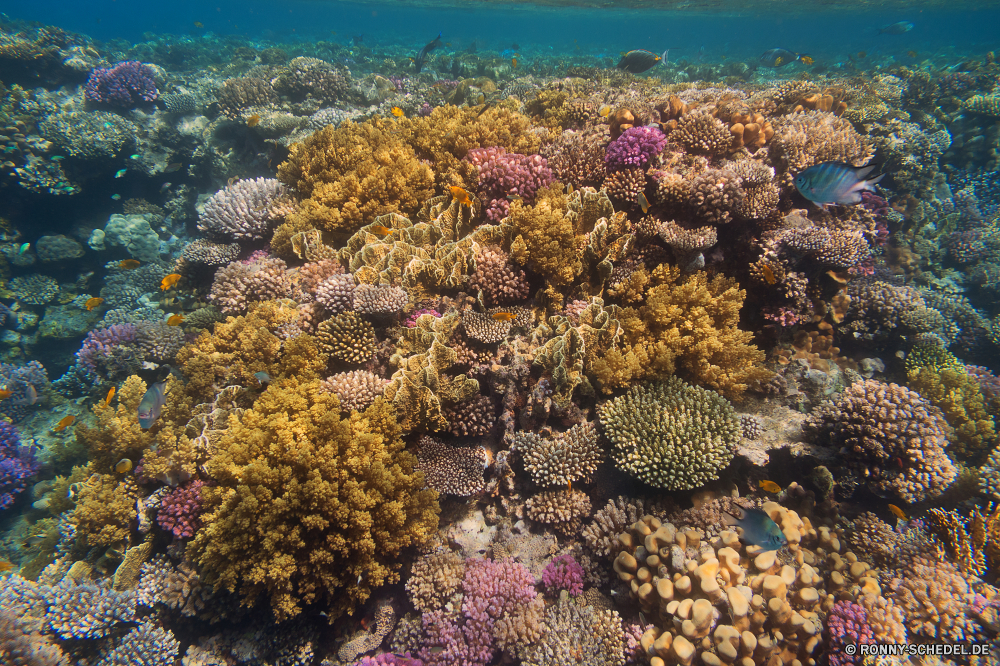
(156, 480, 206, 539)
(465, 147, 554, 222)
(541, 554, 584, 596)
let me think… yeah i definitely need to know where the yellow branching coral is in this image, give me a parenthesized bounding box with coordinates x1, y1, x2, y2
(907, 365, 997, 461)
(509, 185, 584, 288)
(593, 265, 771, 400)
(277, 118, 436, 235)
(175, 301, 326, 403)
(190, 383, 439, 621)
(73, 474, 139, 547)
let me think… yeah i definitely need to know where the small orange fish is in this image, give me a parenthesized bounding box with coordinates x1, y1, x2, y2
(166, 314, 184, 326)
(449, 185, 473, 206)
(758, 480, 782, 494)
(53, 414, 76, 432)
(119, 259, 140, 269)
(391, 106, 405, 118)
(888, 504, 907, 520)
(115, 458, 133, 474)
(0, 389, 12, 400)
(85, 297, 104, 311)
(104, 386, 116, 406)
(800, 55, 814, 65)
(492, 311, 515, 322)
(246, 113, 261, 127)
(761, 264, 776, 285)
(512, 57, 518, 68)
(369, 225, 392, 236)
(160, 273, 182, 290)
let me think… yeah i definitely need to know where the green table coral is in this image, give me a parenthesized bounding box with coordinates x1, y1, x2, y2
(598, 376, 739, 490)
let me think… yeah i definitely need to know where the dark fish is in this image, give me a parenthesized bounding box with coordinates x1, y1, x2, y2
(878, 21, 914, 34)
(137, 381, 167, 429)
(352, 34, 363, 44)
(616, 49, 662, 74)
(723, 507, 787, 551)
(758, 48, 808, 67)
(794, 161, 885, 206)
(414, 32, 443, 73)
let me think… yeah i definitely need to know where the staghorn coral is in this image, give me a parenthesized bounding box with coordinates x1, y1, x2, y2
(94, 620, 179, 666)
(190, 389, 439, 621)
(315, 311, 377, 365)
(511, 422, 603, 487)
(320, 370, 388, 413)
(277, 119, 436, 235)
(806, 379, 957, 502)
(415, 436, 489, 496)
(599, 376, 739, 490)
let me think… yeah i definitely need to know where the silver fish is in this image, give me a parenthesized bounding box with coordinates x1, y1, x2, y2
(878, 21, 914, 34)
(794, 161, 885, 206)
(138, 381, 167, 429)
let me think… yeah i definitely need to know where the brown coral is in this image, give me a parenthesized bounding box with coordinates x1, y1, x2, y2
(315, 311, 377, 365)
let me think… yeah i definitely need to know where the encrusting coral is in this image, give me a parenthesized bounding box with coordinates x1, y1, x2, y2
(189, 385, 440, 621)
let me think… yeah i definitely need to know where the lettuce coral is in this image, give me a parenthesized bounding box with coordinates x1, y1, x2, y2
(277, 117, 435, 235)
(189, 384, 439, 621)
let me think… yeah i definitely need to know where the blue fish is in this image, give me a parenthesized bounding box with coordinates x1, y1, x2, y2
(724, 507, 787, 551)
(137, 381, 167, 429)
(878, 21, 914, 34)
(254, 371, 272, 386)
(114, 169, 127, 178)
(17, 243, 30, 255)
(794, 162, 885, 206)
(50, 155, 65, 161)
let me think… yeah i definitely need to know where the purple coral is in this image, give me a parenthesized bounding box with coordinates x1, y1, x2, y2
(84, 61, 158, 108)
(827, 600, 874, 666)
(604, 125, 667, 170)
(406, 308, 441, 327)
(0, 421, 38, 510)
(156, 480, 206, 539)
(358, 653, 424, 666)
(541, 554, 584, 596)
(465, 147, 554, 222)
(76, 324, 139, 375)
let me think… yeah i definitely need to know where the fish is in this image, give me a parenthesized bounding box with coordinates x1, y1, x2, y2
(50, 155, 64, 161)
(164, 163, 183, 173)
(598, 105, 612, 118)
(636, 192, 650, 214)
(166, 314, 184, 326)
(449, 185, 473, 206)
(857, 51, 867, 59)
(492, 311, 515, 322)
(878, 21, 914, 34)
(246, 114, 261, 127)
(110, 194, 121, 200)
(414, 32, 443, 73)
(758, 48, 809, 67)
(391, 106, 405, 118)
(17, 242, 30, 255)
(616, 49, 662, 74)
(138, 381, 168, 429)
(193, 21, 204, 28)
(85, 297, 104, 311)
(52, 414, 76, 432)
(0, 389, 11, 400)
(114, 169, 127, 178)
(160, 182, 173, 191)
(22, 535, 47, 547)
(723, 507, 787, 551)
(888, 504, 907, 520)
(115, 458, 133, 474)
(129, 154, 139, 160)
(758, 480, 782, 494)
(24, 384, 37, 405)
(512, 57, 518, 69)
(907, 50, 918, 58)
(160, 273, 182, 290)
(370, 225, 392, 236)
(104, 386, 116, 406)
(761, 264, 777, 285)
(794, 162, 886, 206)
(800, 55, 814, 65)
(254, 371, 273, 386)
(119, 259, 140, 269)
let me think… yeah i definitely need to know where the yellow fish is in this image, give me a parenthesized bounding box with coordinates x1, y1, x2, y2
(761, 264, 777, 285)
(166, 314, 184, 326)
(492, 311, 515, 322)
(369, 225, 392, 236)
(85, 296, 104, 311)
(598, 105, 612, 118)
(0, 560, 13, 572)
(636, 192, 649, 214)
(512, 57, 518, 68)
(119, 259, 140, 269)
(246, 113, 261, 127)
(53, 414, 76, 432)
(391, 106, 405, 118)
(160, 273, 182, 290)
(758, 480, 782, 494)
(800, 55, 814, 65)
(449, 185, 473, 206)
(115, 458, 133, 474)
(104, 386, 116, 406)
(0, 389, 11, 400)
(888, 504, 907, 520)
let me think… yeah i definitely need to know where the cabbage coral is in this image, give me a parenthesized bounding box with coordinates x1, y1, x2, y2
(189, 382, 439, 621)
